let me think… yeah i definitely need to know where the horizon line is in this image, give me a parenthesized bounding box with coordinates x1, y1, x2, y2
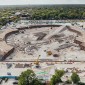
(0, 4, 85, 6)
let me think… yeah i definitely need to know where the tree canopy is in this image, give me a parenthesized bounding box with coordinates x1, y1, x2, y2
(50, 70, 65, 85)
(18, 69, 43, 85)
(1, 5, 85, 27)
(71, 72, 80, 84)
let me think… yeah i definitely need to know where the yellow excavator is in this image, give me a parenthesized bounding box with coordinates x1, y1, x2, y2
(34, 55, 40, 66)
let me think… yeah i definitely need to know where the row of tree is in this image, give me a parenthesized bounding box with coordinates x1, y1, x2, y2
(18, 69, 85, 85)
(1, 5, 85, 26)
(51, 70, 80, 85)
(30, 6, 85, 20)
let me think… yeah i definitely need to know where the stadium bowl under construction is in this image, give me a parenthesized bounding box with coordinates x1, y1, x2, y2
(0, 24, 85, 63)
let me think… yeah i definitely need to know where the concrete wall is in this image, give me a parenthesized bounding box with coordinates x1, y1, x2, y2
(5, 31, 19, 41)
(80, 44, 85, 51)
(17, 25, 61, 30)
(74, 39, 82, 45)
(74, 39, 85, 51)
(68, 27, 82, 36)
(0, 29, 18, 61)
(29, 25, 61, 29)
(1, 48, 14, 61)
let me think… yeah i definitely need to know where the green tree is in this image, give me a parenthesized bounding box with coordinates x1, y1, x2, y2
(82, 12, 85, 19)
(50, 70, 65, 85)
(18, 69, 43, 85)
(77, 82, 85, 85)
(31, 78, 43, 85)
(55, 70, 65, 78)
(65, 79, 72, 84)
(71, 72, 80, 84)
(51, 74, 62, 85)
(58, 13, 67, 19)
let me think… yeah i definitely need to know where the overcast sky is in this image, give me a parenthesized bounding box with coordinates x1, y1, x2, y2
(0, 0, 85, 5)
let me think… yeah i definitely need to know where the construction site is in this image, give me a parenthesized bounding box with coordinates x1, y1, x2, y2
(0, 24, 85, 62)
(1, 23, 85, 84)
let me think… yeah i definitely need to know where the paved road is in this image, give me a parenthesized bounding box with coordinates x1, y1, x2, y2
(1, 60, 85, 62)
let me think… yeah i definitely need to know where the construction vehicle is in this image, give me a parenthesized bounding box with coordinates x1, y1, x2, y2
(34, 55, 40, 67)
